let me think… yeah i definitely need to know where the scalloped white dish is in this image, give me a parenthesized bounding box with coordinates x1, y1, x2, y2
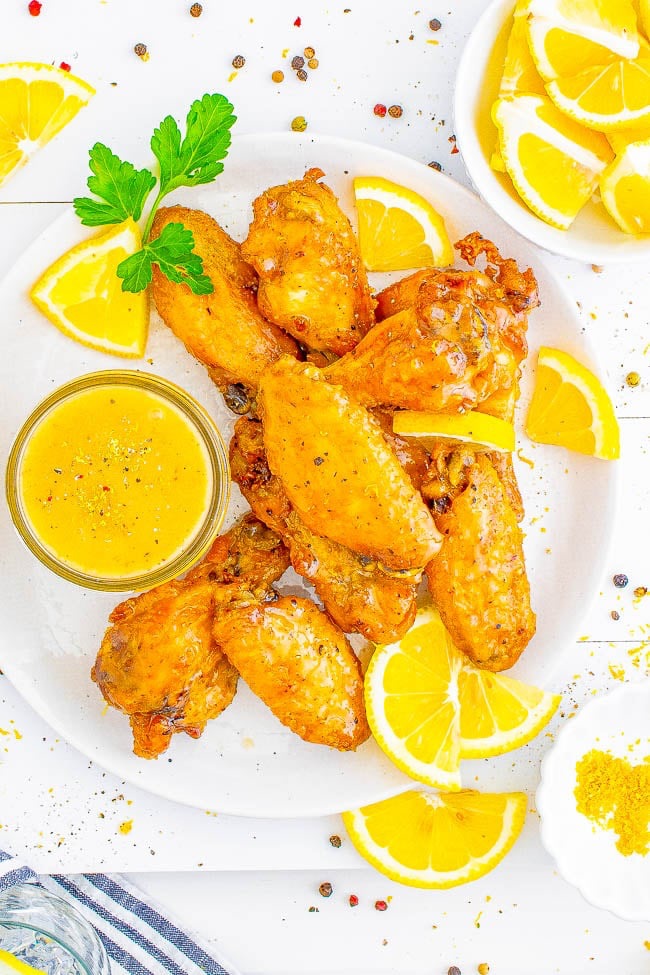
(537, 683, 650, 921)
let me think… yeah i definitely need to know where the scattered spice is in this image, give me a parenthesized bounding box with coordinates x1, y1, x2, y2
(297, 68, 308, 81)
(349, 894, 359, 907)
(374, 899, 388, 911)
(291, 115, 307, 132)
(429, 17, 442, 30)
(448, 968, 461, 975)
(118, 819, 133, 835)
(478, 966, 489, 975)
(613, 573, 629, 588)
(272, 70, 285, 83)
(373, 103, 387, 117)
(189, 2, 203, 16)
(231, 55, 246, 69)
(428, 160, 442, 171)
(28, 0, 42, 14)
(294, 16, 302, 26)
(329, 834, 342, 847)
(634, 586, 648, 598)
(626, 371, 640, 387)
(291, 55, 305, 70)
(388, 104, 403, 118)
(308, 906, 319, 912)
(610, 610, 620, 620)
(59, 62, 71, 72)
(134, 42, 148, 60)
(319, 882, 333, 897)
(304, 46, 315, 59)
(308, 58, 319, 69)
(575, 749, 650, 856)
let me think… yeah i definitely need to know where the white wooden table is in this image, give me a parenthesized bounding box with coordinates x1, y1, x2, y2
(1, 1, 649, 972)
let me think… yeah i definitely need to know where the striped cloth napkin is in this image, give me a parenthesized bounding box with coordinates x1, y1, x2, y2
(0, 851, 240, 975)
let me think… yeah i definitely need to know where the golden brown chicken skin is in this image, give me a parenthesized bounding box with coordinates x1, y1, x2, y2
(425, 454, 535, 671)
(213, 595, 370, 750)
(92, 516, 290, 759)
(230, 416, 420, 642)
(242, 168, 375, 355)
(150, 206, 297, 412)
(258, 357, 441, 570)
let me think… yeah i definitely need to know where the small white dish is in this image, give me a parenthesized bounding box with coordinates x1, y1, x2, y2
(454, 0, 650, 265)
(537, 683, 650, 921)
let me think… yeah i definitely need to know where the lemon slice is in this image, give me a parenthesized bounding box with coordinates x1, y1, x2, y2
(353, 176, 453, 271)
(364, 607, 560, 788)
(501, 0, 547, 96)
(343, 789, 527, 889)
(392, 411, 516, 453)
(639, 0, 650, 39)
(0, 950, 46, 975)
(547, 56, 650, 131)
(30, 218, 148, 357)
(526, 0, 640, 81)
(608, 124, 650, 154)
(526, 346, 620, 459)
(0, 62, 94, 188)
(600, 137, 650, 232)
(493, 94, 614, 229)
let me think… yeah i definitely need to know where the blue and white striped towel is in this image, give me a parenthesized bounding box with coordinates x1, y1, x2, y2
(0, 851, 240, 975)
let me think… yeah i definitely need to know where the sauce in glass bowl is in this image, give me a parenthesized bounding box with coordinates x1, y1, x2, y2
(5, 371, 230, 590)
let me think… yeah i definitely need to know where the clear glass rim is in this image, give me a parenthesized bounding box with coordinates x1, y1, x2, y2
(5, 369, 231, 592)
(0, 919, 93, 975)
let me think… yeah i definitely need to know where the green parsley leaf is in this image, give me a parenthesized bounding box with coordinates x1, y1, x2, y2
(73, 143, 156, 227)
(117, 222, 213, 296)
(151, 93, 236, 195)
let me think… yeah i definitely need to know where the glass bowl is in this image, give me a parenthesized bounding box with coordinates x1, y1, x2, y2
(5, 370, 230, 592)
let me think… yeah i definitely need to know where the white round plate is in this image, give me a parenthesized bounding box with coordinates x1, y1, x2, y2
(455, 0, 650, 265)
(0, 133, 618, 817)
(537, 684, 650, 921)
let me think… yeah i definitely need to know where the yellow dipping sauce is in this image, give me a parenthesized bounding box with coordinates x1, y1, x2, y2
(13, 377, 221, 583)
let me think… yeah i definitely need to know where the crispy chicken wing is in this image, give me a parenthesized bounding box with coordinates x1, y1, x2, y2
(92, 516, 289, 758)
(425, 454, 535, 671)
(151, 206, 297, 412)
(230, 416, 420, 642)
(242, 168, 375, 355)
(213, 595, 370, 750)
(258, 357, 441, 570)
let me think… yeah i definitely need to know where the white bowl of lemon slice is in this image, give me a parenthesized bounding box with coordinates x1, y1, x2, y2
(455, 0, 650, 264)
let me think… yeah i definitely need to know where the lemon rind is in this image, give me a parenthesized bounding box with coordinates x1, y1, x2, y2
(600, 137, 650, 233)
(459, 687, 561, 758)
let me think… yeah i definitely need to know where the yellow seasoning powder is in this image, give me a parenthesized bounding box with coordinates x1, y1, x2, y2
(575, 749, 650, 857)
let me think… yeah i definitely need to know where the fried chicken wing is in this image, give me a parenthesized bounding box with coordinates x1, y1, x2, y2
(213, 595, 370, 750)
(230, 416, 420, 642)
(151, 206, 297, 411)
(258, 357, 441, 570)
(242, 168, 375, 355)
(92, 516, 289, 758)
(425, 454, 535, 672)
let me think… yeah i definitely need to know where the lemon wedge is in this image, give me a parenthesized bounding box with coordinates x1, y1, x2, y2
(608, 124, 650, 154)
(0, 62, 94, 188)
(392, 411, 516, 453)
(353, 176, 453, 271)
(364, 607, 560, 788)
(500, 0, 547, 96)
(526, 0, 640, 81)
(600, 137, 650, 232)
(343, 789, 527, 889)
(639, 0, 650, 39)
(30, 218, 148, 357)
(493, 94, 614, 229)
(0, 950, 47, 975)
(547, 56, 650, 131)
(526, 346, 620, 459)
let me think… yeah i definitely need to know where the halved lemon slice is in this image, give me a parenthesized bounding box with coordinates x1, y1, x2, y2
(392, 411, 515, 453)
(526, 346, 620, 459)
(0, 950, 47, 974)
(0, 62, 94, 187)
(30, 218, 148, 357)
(353, 176, 453, 271)
(342, 789, 527, 888)
(600, 137, 650, 232)
(365, 607, 560, 788)
(547, 57, 650, 131)
(493, 94, 614, 229)
(526, 0, 640, 81)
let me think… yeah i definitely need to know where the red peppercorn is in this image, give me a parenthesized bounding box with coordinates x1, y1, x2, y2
(349, 894, 359, 907)
(294, 16, 302, 26)
(59, 62, 71, 72)
(375, 899, 388, 911)
(28, 0, 42, 14)
(373, 103, 387, 117)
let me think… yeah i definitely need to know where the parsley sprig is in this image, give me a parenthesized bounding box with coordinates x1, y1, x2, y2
(73, 93, 236, 295)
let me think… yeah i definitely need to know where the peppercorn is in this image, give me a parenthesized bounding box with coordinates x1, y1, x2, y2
(28, 0, 42, 14)
(297, 68, 308, 81)
(232, 54, 245, 68)
(291, 115, 307, 132)
(448, 968, 462, 975)
(634, 586, 648, 598)
(308, 58, 319, 69)
(478, 965, 490, 975)
(613, 573, 629, 588)
(374, 899, 388, 911)
(429, 17, 442, 30)
(626, 371, 640, 387)
(308, 906, 318, 912)
(610, 610, 620, 620)
(349, 894, 359, 906)
(329, 834, 341, 847)
(388, 104, 403, 118)
(189, 2, 203, 15)
(59, 62, 71, 72)
(319, 882, 333, 897)
(292, 55, 305, 70)
(429, 160, 442, 171)
(304, 46, 315, 58)
(134, 42, 147, 57)
(272, 70, 284, 82)
(373, 103, 387, 117)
